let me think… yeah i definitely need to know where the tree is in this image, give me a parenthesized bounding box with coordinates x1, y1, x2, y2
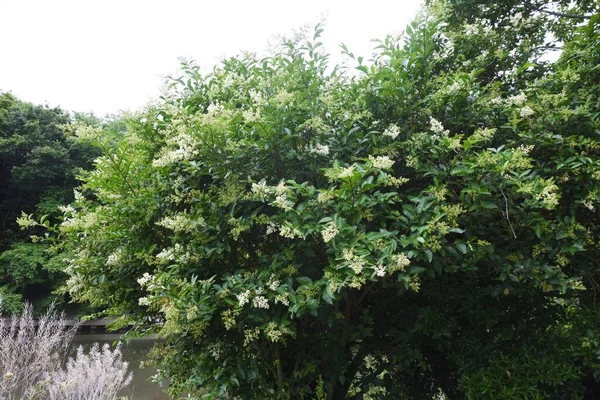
(0, 93, 100, 311)
(53, 1, 600, 398)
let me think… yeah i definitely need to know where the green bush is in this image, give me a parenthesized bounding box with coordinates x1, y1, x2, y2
(47, 1, 600, 398)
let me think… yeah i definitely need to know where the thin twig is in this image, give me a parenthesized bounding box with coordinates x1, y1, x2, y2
(500, 189, 517, 239)
(535, 7, 592, 20)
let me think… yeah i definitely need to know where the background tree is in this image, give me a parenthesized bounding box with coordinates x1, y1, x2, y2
(0, 92, 99, 312)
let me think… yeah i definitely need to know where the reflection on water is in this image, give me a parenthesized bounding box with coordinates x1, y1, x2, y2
(72, 333, 171, 400)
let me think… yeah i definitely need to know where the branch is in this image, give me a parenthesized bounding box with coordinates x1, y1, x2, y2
(523, 2, 592, 20)
(500, 189, 517, 239)
(536, 7, 592, 20)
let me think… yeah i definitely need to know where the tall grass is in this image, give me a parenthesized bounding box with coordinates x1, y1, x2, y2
(0, 302, 132, 400)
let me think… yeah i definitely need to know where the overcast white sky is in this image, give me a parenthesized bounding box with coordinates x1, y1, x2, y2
(0, 0, 422, 116)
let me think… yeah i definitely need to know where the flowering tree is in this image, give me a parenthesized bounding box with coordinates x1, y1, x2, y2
(41, 1, 600, 398)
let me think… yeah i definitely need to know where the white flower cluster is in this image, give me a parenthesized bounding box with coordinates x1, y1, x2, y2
(447, 81, 462, 93)
(506, 93, 527, 106)
(267, 275, 280, 291)
(74, 189, 84, 201)
(517, 144, 535, 156)
(265, 222, 277, 235)
(349, 257, 365, 274)
(59, 205, 75, 214)
(106, 249, 123, 267)
(251, 180, 271, 199)
(265, 322, 284, 342)
(137, 272, 154, 287)
(252, 295, 269, 309)
(152, 133, 198, 167)
(273, 90, 295, 105)
(274, 292, 290, 306)
(156, 213, 203, 233)
(237, 290, 251, 307)
(389, 253, 411, 273)
(430, 117, 449, 137)
(369, 155, 395, 170)
(156, 244, 183, 264)
(317, 191, 333, 203)
(463, 23, 479, 35)
(342, 247, 355, 262)
(273, 194, 294, 211)
(509, 12, 523, 26)
(338, 164, 355, 179)
(382, 124, 400, 139)
(242, 108, 261, 123)
(279, 224, 303, 239)
(60, 212, 98, 231)
(341, 248, 366, 275)
(208, 342, 224, 361)
(519, 106, 534, 118)
(373, 264, 386, 277)
(582, 200, 594, 211)
(251, 180, 294, 211)
(321, 222, 339, 243)
(138, 297, 151, 306)
(535, 180, 560, 210)
(310, 143, 330, 156)
(249, 89, 263, 105)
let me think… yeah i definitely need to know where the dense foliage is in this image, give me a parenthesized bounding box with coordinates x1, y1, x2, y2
(37, 0, 600, 398)
(0, 92, 99, 313)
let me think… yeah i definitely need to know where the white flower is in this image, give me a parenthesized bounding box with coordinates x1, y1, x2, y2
(279, 224, 302, 239)
(152, 133, 198, 167)
(389, 253, 411, 273)
(273, 194, 294, 211)
(156, 248, 176, 263)
(510, 12, 523, 26)
(321, 223, 339, 243)
(447, 81, 462, 93)
(317, 192, 333, 203)
(59, 205, 75, 214)
(430, 117, 449, 137)
(252, 295, 269, 309)
(382, 124, 400, 139)
(106, 249, 123, 267)
(338, 165, 355, 179)
(251, 180, 271, 199)
(373, 264, 386, 277)
(507, 93, 527, 106)
(310, 143, 330, 156)
(464, 23, 479, 35)
(156, 213, 204, 233)
(74, 190, 84, 201)
(267, 275, 280, 291)
(342, 248, 355, 262)
(274, 293, 290, 306)
(137, 272, 154, 287)
(583, 200, 594, 211)
(138, 297, 150, 306)
(349, 258, 365, 274)
(249, 89, 263, 105)
(242, 108, 261, 123)
(237, 290, 251, 307)
(519, 106, 534, 118)
(369, 155, 395, 170)
(517, 144, 535, 155)
(274, 181, 288, 196)
(265, 223, 277, 235)
(273, 90, 294, 104)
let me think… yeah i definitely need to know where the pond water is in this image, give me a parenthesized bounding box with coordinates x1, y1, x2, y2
(72, 333, 171, 400)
